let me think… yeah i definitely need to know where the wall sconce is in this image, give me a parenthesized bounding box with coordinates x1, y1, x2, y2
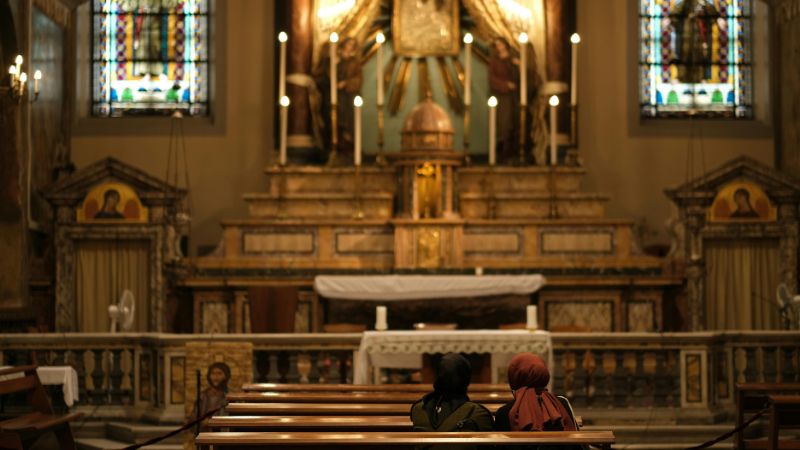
(7, 55, 42, 103)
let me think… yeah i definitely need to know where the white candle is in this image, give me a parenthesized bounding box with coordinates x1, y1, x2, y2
(570, 33, 580, 106)
(329, 32, 339, 105)
(33, 70, 41, 95)
(14, 55, 22, 78)
(354, 95, 363, 166)
(488, 96, 498, 165)
(278, 32, 288, 100)
(549, 95, 559, 166)
(475, 266, 483, 276)
(526, 305, 538, 330)
(19, 72, 27, 90)
(279, 96, 290, 166)
(8, 65, 15, 87)
(463, 33, 473, 106)
(375, 306, 388, 331)
(518, 33, 528, 106)
(376, 32, 385, 106)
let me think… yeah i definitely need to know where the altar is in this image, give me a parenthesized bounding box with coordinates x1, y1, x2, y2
(354, 330, 552, 384)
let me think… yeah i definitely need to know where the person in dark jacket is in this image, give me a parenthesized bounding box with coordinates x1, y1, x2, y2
(410, 353, 493, 450)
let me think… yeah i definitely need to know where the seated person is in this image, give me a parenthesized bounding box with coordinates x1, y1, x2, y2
(411, 353, 493, 448)
(495, 353, 581, 449)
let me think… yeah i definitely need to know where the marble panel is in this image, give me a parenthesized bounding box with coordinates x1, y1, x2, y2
(243, 232, 315, 254)
(541, 230, 614, 254)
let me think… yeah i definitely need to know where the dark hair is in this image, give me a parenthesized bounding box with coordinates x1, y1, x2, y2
(206, 362, 231, 389)
(103, 189, 120, 201)
(734, 188, 750, 201)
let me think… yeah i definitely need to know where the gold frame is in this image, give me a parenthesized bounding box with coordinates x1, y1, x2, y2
(392, 0, 460, 57)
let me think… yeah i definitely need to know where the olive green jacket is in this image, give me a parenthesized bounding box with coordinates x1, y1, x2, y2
(410, 400, 494, 450)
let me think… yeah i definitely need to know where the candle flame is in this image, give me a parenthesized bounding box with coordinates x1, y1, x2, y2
(278, 31, 288, 43)
(8, 65, 15, 75)
(15, 55, 22, 65)
(463, 33, 473, 44)
(488, 96, 498, 107)
(280, 96, 290, 107)
(570, 33, 581, 44)
(329, 32, 339, 43)
(376, 32, 385, 44)
(549, 95, 559, 107)
(34, 70, 42, 80)
(354, 96, 363, 107)
(19, 72, 27, 83)
(518, 32, 528, 44)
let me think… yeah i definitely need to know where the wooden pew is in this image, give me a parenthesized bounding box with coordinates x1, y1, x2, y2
(225, 402, 507, 416)
(737, 383, 800, 450)
(767, 395, 800, 450)
(0, 365, 83, 450)
(226, 391, 512, 404)
(242, 383, 508, 393)
(208, 415, 412, 432)
(195, 430, 615, 450)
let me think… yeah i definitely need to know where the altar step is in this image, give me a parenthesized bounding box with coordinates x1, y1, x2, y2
(458, 166, 588, 193)
(460, 192, 609, 219)
(244, 192, 395, 220)
(264, 166, 396, 195)
(75, 422, 183, 450)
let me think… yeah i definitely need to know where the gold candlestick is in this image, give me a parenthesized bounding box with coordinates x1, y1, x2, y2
(463, 109, 471, 165)
(570, 103, 578, 147)
(518, 105, 527, 165)
(548, 166, 558, 219)
(327, 105, 338, 165)
(277, 165, 288, 219)
(353, 165, 365, 220)
(375, 108, 387, 166)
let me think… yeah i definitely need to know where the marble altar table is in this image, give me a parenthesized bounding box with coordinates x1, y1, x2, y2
(354, 330, 552, 384)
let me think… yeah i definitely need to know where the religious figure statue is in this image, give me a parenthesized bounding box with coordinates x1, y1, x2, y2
(192, 362, 230, 431)
(336, 37, 363, 161)
(133, 0, 163, 78)
(670, 0, 721, 84)
(489, 38, 519, 164)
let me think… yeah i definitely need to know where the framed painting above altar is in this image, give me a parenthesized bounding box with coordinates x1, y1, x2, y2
(392, 0, 460, 57)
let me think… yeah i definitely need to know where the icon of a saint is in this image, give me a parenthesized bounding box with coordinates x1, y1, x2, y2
(730, 188, 760, 218)
(193, 362, 230, 430)
(94, 189, 125, 219)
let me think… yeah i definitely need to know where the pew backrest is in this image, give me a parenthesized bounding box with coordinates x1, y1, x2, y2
(226, 391, 511, 404)
(241, 383, 509, 393)
(736, 383, 800, 450)
(225, 402, 506, 416)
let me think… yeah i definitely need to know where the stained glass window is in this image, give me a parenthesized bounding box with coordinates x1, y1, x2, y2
(639, 0, 752, 119)
(91, 0, 209, 117)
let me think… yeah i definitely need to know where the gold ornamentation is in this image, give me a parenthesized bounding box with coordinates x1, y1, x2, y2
(392, 0, 460, 57)
(416, 227, 441, 268)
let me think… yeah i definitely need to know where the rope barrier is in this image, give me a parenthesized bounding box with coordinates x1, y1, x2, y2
(119, 404, 224, 450)
(681, 407, 767, 450)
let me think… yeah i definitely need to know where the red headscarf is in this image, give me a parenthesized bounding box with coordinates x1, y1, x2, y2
(507, 353, 577, 432)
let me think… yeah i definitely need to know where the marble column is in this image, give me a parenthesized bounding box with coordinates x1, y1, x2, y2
(285, 0, 316, 161)
(544, 0, 576, 147)
(770, 0, 800, 174)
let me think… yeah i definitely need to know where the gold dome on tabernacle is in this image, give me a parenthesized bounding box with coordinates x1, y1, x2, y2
(401, 95, 454, 152)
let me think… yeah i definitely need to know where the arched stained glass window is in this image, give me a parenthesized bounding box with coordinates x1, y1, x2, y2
(91, 0, 209, 117)
(639, 0, 752, 119)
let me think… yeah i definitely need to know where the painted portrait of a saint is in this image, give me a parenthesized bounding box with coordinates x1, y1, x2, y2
(393, 0, 459, 56)
(77, 182, 149, 222)
(709, 181, 776, 223)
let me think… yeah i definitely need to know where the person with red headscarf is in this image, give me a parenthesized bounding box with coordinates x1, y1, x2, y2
(494, 353, 581, 449)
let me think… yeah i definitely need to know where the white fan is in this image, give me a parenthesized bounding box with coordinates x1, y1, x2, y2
(776, 283, 800, 330)
(108, 289, 136, 332)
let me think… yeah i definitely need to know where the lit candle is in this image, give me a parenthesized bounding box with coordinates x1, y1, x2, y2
(488, 96, 498, 166)
(33, 70, 42, 95)
(526, 305, 538, 330)
(549, 95, 559, 165)
(329, 32, 339, 106)
(278, 32, 288, 100)
(8, 65, 15, 87)
(14, 55, 22, 77)
(463, 33, 473, 106)
(376, 32, 385, 106)
(518, 33, 528, 106)
(375, 305, 388, 331)
(354, 95, 363, 166)
(279, 96, 290, 166)
(19, 72, 27, 89)
(570, 33, 581, 106)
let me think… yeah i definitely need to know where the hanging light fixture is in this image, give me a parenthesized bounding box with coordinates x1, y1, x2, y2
(7, 54, 43, 103)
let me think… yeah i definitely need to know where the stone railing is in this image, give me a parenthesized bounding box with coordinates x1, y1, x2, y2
(1, 331, 797, 421)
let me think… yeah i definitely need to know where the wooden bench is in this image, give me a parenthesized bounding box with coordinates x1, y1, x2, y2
(767, 395, 800, 450)
(225, 402, 506, 416)
(226, 391, 512, 404)
(195, 430, 615, 449)
(208, 415, 412, 432)
(241, 383, 509, 393)
(0, 365, 83, 450)
(737, 383, 800, 450)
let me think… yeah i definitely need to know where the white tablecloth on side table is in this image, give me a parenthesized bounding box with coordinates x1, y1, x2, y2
(0, 366, 80, 407)
(354, 330, 552, 384)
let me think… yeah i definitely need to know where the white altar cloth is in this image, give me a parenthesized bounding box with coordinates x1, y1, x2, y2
(314, 275, 546, 301)
(0, 366, 80, 406)
(354, 330, 552, 384)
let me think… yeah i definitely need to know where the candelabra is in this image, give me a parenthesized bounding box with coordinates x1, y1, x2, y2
(6, 55, 42, 103)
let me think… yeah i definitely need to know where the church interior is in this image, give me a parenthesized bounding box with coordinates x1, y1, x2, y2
(1, 0, 800, 448)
